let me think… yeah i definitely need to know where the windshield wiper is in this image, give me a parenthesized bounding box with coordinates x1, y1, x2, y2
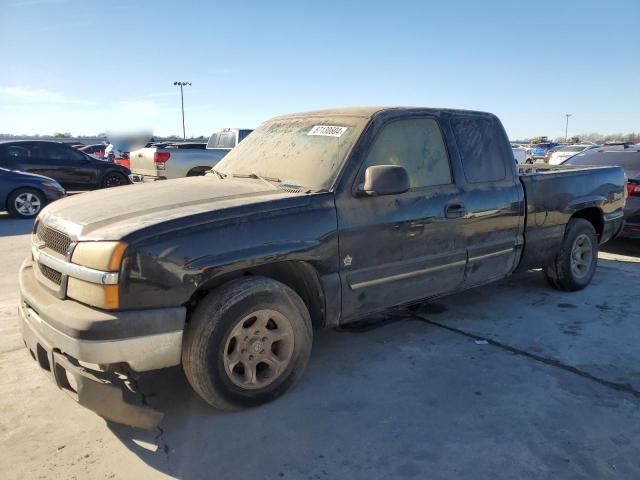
(232, 172, 281, 189)
(210, 168, 227, 179)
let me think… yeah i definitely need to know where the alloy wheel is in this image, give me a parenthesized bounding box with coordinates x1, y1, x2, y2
(223, 309, 295, 390)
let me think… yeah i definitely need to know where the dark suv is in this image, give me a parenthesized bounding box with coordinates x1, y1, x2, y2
(0, 141, 132, 190)
(564, 144, 640, 238)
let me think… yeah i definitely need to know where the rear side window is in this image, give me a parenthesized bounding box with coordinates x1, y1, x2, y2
(1, 145, 31, 161)
(363, 118, 452, 189)
(0, 145, 32, 166)
(238, 129, 252, 142)
(452, 115, 507, 183)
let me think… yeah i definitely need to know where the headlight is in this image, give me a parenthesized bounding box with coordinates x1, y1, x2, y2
(68, 242, 127, 309)
(72, 241, 127, 271)
(42, 181, 62, 190)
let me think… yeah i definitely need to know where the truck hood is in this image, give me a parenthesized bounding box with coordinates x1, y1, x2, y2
(38, 176, 299, 241)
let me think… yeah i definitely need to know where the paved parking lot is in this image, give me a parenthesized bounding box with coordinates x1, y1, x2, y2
(1, 213, 639, 479)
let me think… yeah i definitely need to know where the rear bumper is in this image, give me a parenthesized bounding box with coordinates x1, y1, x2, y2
(129, 174, 167, 183)
(620, 222, 640, 239)
(602, 212, 625, 243)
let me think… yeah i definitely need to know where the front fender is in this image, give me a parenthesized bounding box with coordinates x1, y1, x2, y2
(118, 195, 339, 309)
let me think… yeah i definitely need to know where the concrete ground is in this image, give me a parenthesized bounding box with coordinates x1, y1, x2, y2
(1, 213, 639, 479)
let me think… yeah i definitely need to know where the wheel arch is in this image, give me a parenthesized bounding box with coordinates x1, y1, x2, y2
(100, 169, 129, 185)
(186, 260, 327, 329)
(186, 166, 211, 177)
(570, 207, 603, 240)
(6, 185, 47, 209)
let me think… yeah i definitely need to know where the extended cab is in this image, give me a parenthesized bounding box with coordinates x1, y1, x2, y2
(19, 107, 626, 428)
(127, 128, 252, 181)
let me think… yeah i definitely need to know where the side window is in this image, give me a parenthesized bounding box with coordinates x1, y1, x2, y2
(34, 143, 82, 161)
(451, 115, 507, 183)
(363, 118, 452, 189)
(67, 147, 87, 161)
(238, 129, 252, 143)
(218, 131, 236, 148)
(48, 145, 73, 161)
(1, 145, 31, 162)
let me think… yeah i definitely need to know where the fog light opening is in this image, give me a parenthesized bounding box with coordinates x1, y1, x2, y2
(65, 371, 78, 393)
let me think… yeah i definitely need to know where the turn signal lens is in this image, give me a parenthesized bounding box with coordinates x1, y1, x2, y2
(67, 278, 119, 309)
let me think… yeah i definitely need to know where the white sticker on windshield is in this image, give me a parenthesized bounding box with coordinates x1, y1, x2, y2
(308, 125, 348, 137)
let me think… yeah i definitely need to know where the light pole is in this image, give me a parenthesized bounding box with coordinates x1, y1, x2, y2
(173, 81, 191, 140)
(565, 113, 572, 142)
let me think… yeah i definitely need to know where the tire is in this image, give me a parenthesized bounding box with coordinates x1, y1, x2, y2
(544, 218, 598, 291)
(101, 172, 128, 188)
(182, 276, 313, 410)
(186, 167, 209, 177)
(7, 188, 46, 219)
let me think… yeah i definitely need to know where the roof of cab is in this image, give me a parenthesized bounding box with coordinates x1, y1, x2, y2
(270, 106, 493, 121)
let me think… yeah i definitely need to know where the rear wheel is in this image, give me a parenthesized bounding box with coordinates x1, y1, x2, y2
(182, 277, 313, 410)
(101, 172, 128, 188)
(544, 218, 598, 291)
(7, 188, 45, 219)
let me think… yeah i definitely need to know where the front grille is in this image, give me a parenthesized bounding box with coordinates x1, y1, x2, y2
(38, 263, 62, 285)
(37, 223, 71, 256)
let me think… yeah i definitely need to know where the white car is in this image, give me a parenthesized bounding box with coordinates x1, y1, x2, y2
(128, 128, 252, 181)
(511, 145, 531, 164)
(548, 144, 596, 165)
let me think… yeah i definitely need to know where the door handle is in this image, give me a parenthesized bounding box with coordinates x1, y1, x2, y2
(445, 202, 466, 219)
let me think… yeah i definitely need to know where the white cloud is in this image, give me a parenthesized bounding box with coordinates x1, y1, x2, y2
(0, 86, 67, 103)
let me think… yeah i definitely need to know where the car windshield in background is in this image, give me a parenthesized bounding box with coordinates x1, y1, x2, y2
(214, 116, 369, 190)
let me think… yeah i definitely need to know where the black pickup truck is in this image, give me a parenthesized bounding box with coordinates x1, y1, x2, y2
(19, 107, 626, 428)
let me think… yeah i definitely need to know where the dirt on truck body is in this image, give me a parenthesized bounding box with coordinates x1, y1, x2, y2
(18, 107, 626, 428)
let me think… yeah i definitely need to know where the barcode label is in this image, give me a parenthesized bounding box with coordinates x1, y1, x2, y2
(308, 125, 348, 137)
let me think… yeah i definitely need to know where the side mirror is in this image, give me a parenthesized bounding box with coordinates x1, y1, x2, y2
(359, 165, 410, 196)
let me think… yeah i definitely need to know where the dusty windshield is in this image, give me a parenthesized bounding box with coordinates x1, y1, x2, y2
(214, 115, 370, 190)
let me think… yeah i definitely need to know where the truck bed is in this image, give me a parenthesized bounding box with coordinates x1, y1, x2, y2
(516, 163, 626, 270)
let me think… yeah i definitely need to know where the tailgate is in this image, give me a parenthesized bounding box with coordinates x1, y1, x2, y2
(129, 147, 159, 177)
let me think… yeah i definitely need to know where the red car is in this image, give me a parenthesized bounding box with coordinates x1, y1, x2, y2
(79, 144, 106, 158)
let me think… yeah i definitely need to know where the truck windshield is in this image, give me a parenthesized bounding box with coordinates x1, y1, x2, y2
(214, 115, 370, 190)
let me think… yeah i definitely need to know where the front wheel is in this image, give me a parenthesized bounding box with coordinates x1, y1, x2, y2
(101, 172, 128, 188)
(7, 188, 46, 219)
(182, 277, 313, 410)
(544, 218, 598, 291)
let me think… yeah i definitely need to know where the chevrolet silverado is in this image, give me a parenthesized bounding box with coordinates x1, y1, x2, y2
(19, 107, 626, 428)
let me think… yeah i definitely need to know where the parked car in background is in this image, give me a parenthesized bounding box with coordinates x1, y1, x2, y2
(531, 142, 559, 160)
(79, 144, 107, 159)
(548, 144, 597, 165)
(0, 167, 65, 218)
(0, 141, 133, 191)
(19, 107, 626, 427)
(564, 144, 640, 238)
(511, 145, 531, 164)
(127, 128, 253, 181)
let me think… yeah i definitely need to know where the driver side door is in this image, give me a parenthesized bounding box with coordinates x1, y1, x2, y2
(34, 144, 96, 190)
(335, 117, 467, 321)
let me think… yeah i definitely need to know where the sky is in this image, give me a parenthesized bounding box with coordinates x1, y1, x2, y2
(0, 0, 638, 140)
